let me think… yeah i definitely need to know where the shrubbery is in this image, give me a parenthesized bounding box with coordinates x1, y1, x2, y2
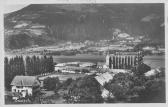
(43, 77, 61, 91)
(63, 76, 103, 103)
(104, 66, 165, 103)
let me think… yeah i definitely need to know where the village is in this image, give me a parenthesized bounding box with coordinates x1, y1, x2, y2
(5, 50, 165, 104)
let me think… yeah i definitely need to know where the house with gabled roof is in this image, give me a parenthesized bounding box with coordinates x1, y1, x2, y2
(10, 76, 40, 100)
(95, 72, 115, 99)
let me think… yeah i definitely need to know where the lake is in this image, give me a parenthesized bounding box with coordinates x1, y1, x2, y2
(143, 55, 165, 69)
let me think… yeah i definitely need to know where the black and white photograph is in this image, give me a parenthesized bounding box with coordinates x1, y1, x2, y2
(2, 0, 167, 104)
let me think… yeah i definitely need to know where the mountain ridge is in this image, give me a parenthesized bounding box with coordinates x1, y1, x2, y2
(4, 4, 164, 49)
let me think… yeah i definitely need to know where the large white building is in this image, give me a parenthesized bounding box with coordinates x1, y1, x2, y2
(10, 76, 40, 100)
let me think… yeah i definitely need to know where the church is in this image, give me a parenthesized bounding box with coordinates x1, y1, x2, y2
(106, 51, 143, 69)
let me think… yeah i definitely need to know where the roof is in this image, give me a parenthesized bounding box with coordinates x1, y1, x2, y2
(11, 76, 39, 86)
(95, 72, 114, 86)
(118, 33, 130, 38)
(145, 68, 162, 77)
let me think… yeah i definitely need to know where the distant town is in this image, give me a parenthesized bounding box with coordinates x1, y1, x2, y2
(6, 32, 165, 56)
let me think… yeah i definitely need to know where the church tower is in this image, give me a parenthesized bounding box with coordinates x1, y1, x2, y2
(106, 52, 110, 68)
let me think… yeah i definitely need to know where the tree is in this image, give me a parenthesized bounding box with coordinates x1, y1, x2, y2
(61, 78, 73, 90)
(43, 77, 60, 91)
(112, 73, 134, 88)
(139, 79, 166, 103)
(19, 56, 25, 75)
(64, 76, 103, 103)
(26, 56, 33, 76)
(4, 57, 11, 89)
(25, 55, 54, 76)
(35, 56, 41, 75)
(109, 57, 112, 69)
(132, 63, 151, 76)
(104, 73, 134, 100)
(5, 56, 26, 90)
(109, 84, 128, 99)
(48, 56, 54, 73)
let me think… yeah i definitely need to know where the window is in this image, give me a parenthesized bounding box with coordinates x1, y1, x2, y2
(13, 89, 16, 92)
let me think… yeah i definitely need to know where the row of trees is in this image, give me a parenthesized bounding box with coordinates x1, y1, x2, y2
(5, 56, 25, 89)
(25, 55, 54, 76)
(4, 55, 54, 90)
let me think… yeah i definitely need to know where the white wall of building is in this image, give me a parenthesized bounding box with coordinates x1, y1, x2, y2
(11, 86, 32, 97)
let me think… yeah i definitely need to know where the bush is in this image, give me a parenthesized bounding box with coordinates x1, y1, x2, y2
(43, 77, 60, 91)
(64, 76, 103, 103)
(138, 79, 166, 103)
(109, 84, 128, 100)
(105, 73, 133, 100)
(104, 67, 165, 103)
(132, 63, 151, 76)
(61, 78, 73, 90)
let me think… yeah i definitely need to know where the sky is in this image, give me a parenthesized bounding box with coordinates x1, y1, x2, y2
(3, 4, 30, 13)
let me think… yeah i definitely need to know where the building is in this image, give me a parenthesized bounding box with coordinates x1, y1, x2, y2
(95, 72, 114, 99)
(54, 62, 96, 73)
(145, 68, 162, 77)
(142, 46, 156, 51)
(10, 76, 40, 100)
(79, 62, 96, 68)
(158, 48, 165, 54)
(118, 33, 130, 38)
(54, 62, 79, 71)
(95, 72, 114, 86)
(106, 51, 143, 69)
